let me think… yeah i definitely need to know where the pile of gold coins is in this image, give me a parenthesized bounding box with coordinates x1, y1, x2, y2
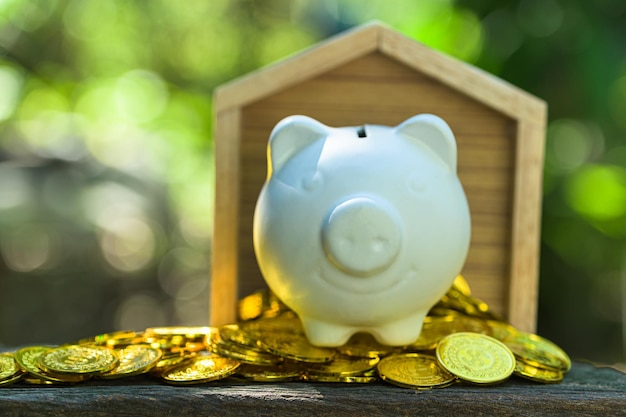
(0, 276, 571, 388)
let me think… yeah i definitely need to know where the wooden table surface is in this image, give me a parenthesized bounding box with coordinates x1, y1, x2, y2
(0, 361, 624, 417)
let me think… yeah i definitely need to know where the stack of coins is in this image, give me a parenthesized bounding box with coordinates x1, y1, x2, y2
(0, 275, 571, 388)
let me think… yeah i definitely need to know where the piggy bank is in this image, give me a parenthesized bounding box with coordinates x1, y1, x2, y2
(253, 114, 471, 347)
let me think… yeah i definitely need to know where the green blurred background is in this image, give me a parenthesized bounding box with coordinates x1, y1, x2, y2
(0, 0, 624, 365)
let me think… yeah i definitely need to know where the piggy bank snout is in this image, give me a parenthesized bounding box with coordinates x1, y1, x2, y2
(322, 197, 402, 277)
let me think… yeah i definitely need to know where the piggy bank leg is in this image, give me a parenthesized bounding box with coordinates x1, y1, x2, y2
(369, 311, 428, 346)
(300, 317, 355, 347)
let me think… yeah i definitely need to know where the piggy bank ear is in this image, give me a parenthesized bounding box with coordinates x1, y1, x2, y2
(395, 114, 457, 173)
(267, 115, 329, 176)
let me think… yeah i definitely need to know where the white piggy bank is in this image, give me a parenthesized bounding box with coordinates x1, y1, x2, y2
(253, 114, 471, 347)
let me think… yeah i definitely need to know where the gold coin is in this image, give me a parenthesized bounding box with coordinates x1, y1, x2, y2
(261, 292, 293, 318)
(436, 332, 515, 384)
(159, 349, 188, 361)
(38, 345, 118, 375)
(218, 324, 262, 351)
(377, 353, 456, 389)
(486, 320, 519, 341)
(407, 315, 489, 352)
(22, 377, 59, 385)
(151, 355, 190, 375)
(306, 355, 379, 377)
(237, 290, 292, 321)
(144, 326, 216, 343)
(257, 332, 335, 363)
(98, 345, 162, 379)
(33, 369, 91, 383)
(162, 355, 240, 385)
(504, 332, 571, 373)
(182, 341, 208, 353)
(514, 359, 563, 384)
(0, 372, 22, 386)
(239, 316, 305, 336)
(454, 315, 492, 334)
(157, 341, 205, 357)
(92, 330, 141, 347)
(236, 362, 303, 382)
(357, 368, 378, 377)
(15, 346, 88, 383)
(15, 346, 56, 379)
(427, 307, 463, 317)
(436, 286, 502, 321)
(337, 333, 396, 358)
(209, 333, 281, 366)
(452, 275, 471, 296)
(144, 337, 186, 351)
(408, 315, 457, 350)
(464, 294, 503, 320)
(304, 373, 378, 383)
(72, 330, 143, 349)
(237, 290, 266, 321)
(0, 353, 22, 386)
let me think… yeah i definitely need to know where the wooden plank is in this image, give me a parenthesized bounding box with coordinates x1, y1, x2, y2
(378, 24, 547, 122)
(242, 105, 513, 136)
(256, 80, 515, 125)
(325, 50, 429, 79)
(507, 119, 547, 332)
(0, 362, 623, 416)
(457, 171, 514, 192)
(210, 108, 241, 326)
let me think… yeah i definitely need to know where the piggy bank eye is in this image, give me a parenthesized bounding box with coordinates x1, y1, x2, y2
(302, 172, 324, 191)
(408, 172, 426, 194)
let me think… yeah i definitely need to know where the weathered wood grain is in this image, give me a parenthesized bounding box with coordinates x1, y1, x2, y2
(210, 108, 241, 326)
(0, 362, 624, 417)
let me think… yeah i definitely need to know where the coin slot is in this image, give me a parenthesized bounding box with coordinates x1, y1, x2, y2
(357, 126, 367, 138)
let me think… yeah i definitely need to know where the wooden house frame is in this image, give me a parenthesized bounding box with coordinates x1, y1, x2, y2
(211, 22, 546, 333)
